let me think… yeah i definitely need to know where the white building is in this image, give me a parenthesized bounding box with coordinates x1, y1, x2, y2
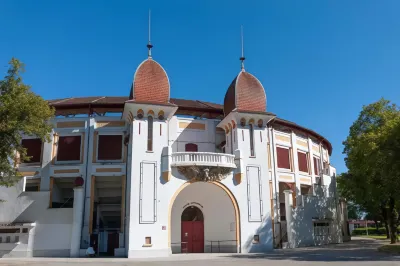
(0, 42, 349, 258)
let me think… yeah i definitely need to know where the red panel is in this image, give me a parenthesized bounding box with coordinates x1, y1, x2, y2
(98, 135, 123, 160)
(21, 139, 42, 163)
(181, 221, 192, 253)
(297, 152, 308, 173)
(313, 157, 320, 175)
(277, 147, 290, 169)
(192, 221, 204, 253)
(181, 221, 204, 253)
(57, 136, 81, 161)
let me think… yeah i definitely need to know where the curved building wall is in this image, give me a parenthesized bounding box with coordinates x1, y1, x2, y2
(3, 105, 338, 258)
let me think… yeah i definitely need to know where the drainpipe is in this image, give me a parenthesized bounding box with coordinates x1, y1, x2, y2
(269, 123, 280, 247)
(81, 114, 92, 252)
(123, 125, 130, 250)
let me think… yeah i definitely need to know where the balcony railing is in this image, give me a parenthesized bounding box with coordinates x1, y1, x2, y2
(171, 152, 236, 168)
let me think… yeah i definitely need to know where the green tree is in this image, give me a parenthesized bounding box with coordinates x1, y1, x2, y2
(0, 58, 54, 186)
(342, 98, 400, 243)
(347, 203, 362, 220)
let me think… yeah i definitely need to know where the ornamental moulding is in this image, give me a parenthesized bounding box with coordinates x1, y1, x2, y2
(177, 166, 232, 182)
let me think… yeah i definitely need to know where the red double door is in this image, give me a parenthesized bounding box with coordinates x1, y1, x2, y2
(181, 221, 204, 253)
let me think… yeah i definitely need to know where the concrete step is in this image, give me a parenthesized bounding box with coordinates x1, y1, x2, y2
(282, 242, 290, 249)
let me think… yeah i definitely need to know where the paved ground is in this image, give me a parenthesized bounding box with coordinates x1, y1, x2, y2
(1, 238, 399, 266)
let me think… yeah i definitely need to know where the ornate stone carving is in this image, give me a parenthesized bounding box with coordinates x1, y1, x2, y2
(177, 166, 232, 182)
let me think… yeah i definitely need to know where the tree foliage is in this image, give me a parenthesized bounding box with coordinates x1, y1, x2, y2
(0, 58, 54, 186)
(341, 98, 400, 243)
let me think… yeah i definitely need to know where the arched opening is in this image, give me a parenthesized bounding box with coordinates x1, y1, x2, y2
(181, 206, 204, 253)
(169, 182, 240, 254)
(181, 206, 204, 221)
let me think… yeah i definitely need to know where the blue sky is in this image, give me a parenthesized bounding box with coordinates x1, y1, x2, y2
(1, 0, 400, 173)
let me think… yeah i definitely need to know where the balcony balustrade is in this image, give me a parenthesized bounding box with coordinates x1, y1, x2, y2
(171, 152, 236, 169)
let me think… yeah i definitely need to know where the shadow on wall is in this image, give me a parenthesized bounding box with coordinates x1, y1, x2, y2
(170, 120, 223, 154)
(291, 181, 341, 248)
(242, 214, 273, 253)
(0, 178, 73, 258)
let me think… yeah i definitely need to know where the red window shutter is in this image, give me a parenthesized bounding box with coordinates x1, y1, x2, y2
(297, 152, 308, 173)
(277, 147, 290, 169)
(313, 157, 320, 175)
(185, 143, 198, 152)
(98, 135, 123, 160)
(57, 136, 81, 161)
(21, 139, 42, 163)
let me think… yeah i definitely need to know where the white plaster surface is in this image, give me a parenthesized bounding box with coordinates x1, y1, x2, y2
(170, 182, 236, 253)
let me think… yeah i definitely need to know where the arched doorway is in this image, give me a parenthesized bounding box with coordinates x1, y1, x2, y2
(169, 182, 240, 254)
(181, 206, 204, 253)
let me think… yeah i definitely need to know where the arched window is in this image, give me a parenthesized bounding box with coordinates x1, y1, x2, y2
(147, 116, 153, 151)
(181, 206, 204, 221)
(185, 143, 198, 152)
(249, 124, 255, 156)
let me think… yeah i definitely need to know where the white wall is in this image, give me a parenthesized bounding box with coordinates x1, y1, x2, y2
(0, 179, 73, 257)
(127, 116, 171, 258)
(171, 182, 236, 253)
(290, 194, 341, 247)
(171, 117, 219, 153)
(230, 122, 274, 253)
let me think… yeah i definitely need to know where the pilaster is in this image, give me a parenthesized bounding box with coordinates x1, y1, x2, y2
(70, 186, 85, 257)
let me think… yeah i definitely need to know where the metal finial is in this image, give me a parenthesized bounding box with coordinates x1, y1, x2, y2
(240, 25, 245, 71)
(147, 9, 153, 58)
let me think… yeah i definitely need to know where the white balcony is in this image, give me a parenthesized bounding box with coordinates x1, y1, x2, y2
(171, 152, 236, 169)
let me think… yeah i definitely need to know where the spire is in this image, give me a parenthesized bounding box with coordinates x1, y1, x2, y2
(147, 9, 153, 58)
(240, 25, 245, 71)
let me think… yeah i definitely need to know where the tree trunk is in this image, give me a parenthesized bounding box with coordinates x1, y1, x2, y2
(374, 218, 379, 231)
(388, 197, 398, 244)
(384, 221, 390, 239)
(381, 205, 390, 239)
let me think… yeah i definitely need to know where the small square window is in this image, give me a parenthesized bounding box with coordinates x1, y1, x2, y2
(253, 235, 260, 244)
(145, 237, 151, 245)
(22, 228, 28, 233)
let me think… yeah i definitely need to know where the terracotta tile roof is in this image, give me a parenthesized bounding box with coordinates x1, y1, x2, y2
(170, 98, 222, 110)
(224, 71, 266, 115)
(130, 59, 170, 103)
(49, 96, 128, 106)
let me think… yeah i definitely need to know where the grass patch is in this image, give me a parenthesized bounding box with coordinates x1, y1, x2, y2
(359, 235, 400, 241)
(378, 244, 400, 254)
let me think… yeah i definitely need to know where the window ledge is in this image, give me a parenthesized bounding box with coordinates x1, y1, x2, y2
(142, 244, 153, 247)
(277, 168, 293, 173)
(249, 156, 256, 158)
(146, 151, 154, 153)
(299, 172, 311, 176)
(96, 160, 124, 164)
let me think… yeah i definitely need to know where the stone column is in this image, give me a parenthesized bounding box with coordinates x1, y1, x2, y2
(284, 190, 294, 248)
(70, 186, 84, 257)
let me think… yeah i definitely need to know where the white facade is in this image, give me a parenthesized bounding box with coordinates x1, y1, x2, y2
(0, 108, 347, 258)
